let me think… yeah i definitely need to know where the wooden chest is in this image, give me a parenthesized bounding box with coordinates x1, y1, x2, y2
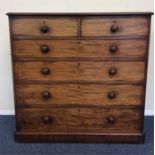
(7, 12, 153, 143)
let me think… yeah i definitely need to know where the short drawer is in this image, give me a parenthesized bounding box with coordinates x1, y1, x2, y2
(11, 17, 79, 37)
(14, 61, 145, 83)
(16, 84, 144, 106)
(16, 108, 142, 133)
(82, 17, 149, 36)
(13, 39, 147, 60)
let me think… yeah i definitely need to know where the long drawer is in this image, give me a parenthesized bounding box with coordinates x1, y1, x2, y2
(16, 108, 142, 133)
(16, 84, 143, 106)
(13, 39, 147, 60)
(14, 61, 145, 83)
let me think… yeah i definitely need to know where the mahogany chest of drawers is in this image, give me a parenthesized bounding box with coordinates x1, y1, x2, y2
(7, 12, 153, 143)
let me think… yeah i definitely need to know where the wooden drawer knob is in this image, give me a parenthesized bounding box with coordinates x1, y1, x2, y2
(109, 45, 118, 53)
(41, 68, 50, 75)
(40, 25, 49, 33)
(40, 45, 50, 53)
(42, 91, 51, 99)
(109, 67, 117, 76)
(110, 24, 119, 33)
(43, 116, 53, 124)
(107, 116, 115, 123)
(107, 91, 116, 99)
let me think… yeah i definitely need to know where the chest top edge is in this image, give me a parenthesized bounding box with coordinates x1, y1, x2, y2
(6, 12, 154, 16)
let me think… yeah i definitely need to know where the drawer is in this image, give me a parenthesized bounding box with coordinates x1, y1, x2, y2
(16, 108, 142, 133)
(11, 17, 79, 37)
(16, 84, 144, 106)
(14, 61, 145, 83)
(13, 39, 147, 60)
(82, 17, 149, 36)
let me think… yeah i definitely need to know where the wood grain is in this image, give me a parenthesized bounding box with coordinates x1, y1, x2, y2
(82, 17, 149, 36)
(8, 13, 152, 143)
(13, 39, 147, 60)
(12, 17, 79, 36)
(16, 108, 142, 133)
(14, 61, 145, 83)
(16, 84, 144, 106)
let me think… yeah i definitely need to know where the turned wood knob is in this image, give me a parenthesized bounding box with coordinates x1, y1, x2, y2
(42, 91, 51, 99)
(109, 45, 118, 53)
(40, 45, 50, 53)
(43, 116, 53, 124)
(109, 67, 117, 76)
(110, 24, 119, 33)
(107, 116, 115, 123)
(41, 68, 50, 75)
(107, 91, 116, 99)
(40, 25, 49, 33)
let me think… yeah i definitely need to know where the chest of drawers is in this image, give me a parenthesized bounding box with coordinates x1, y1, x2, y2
(7, 12, 153, 143)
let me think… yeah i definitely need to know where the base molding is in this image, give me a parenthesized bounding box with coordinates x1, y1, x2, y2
(15, 132, 145, 143)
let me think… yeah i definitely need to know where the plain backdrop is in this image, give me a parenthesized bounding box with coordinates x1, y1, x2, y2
(0, 0, 154, 115)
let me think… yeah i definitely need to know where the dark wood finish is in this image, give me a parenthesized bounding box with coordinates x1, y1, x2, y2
(11, 17, 79, 37)
(40, 25, 49, 33)
(16, 108, 142, 133)
(14, 61, 145, 82)
(15, 84, 144, 106)
(15, 132, 145, 143)
(140, 16, 152, 132)
(13, 39, 147, 60)
(7, 12, 153, 16)
(12, 35, 148, 40)
(82, 17, 149, 36)
(7, 13, 152, 143)
(42, 90, 51, 99)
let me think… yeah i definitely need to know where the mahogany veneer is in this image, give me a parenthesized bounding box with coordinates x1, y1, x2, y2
(7, 12, 153, 143)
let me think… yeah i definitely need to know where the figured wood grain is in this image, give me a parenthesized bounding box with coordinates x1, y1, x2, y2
(13, 39, 147, 60)
(16, 108, 142, 133)
(82, 17, 149, 36)
(8, 13, 152, 143)
(12, 17, 79, 36)
(14, 61, 145, 83)
(16, 84, 144, 106)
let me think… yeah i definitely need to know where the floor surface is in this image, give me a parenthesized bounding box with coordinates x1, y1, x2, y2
(0, 116, 154, 155)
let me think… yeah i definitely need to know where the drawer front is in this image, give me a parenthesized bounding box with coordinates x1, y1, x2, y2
(14, 61, 145, 83)
(11, 17, 79, 36)
(16, 84, 143, 106)
(16, 108, 142, 133)
(82, 17, 149, 36)
(13, 39, 147, 60)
